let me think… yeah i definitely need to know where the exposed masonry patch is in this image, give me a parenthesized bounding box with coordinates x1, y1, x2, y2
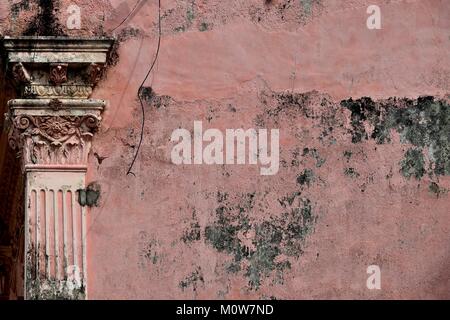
(204, 190, 316, 289)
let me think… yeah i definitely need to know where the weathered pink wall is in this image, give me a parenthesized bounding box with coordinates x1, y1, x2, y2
(1, 0, 449, 299)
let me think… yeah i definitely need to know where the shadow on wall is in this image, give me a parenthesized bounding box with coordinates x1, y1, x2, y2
(0, 35, 25, 301)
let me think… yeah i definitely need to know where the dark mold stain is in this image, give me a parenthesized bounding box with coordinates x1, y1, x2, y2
(11, 0, 31, 19)
(204, 190, 316, 289)
(228, 104, 237, 113)
(179, 266, 204, 292)
(302, 147, 326, 167)
(198, 22, 210, 32)
(261, 91, 342, 146)
(138, 231, 161, 269)
(341, 96, 450, 179)
(93, 152, 107, 166)
(181, 210, 201, 243)
(344, 167, 360, 178)
(251, 0, 323, 24)
(269, 91, 317, 119)
(343, 150, 353, 162)
(139, 87, 171, 109)
(428, 182, 448, 198)
(278, 191, 301, 208)
(23, 0, 66, 36)
(400, 148, 425, 180)
(106, 27, 141, 67)
(26, 244, 85, 300)
(116, 27, 141, 42)
(27, 279, 85, 300)
(260, 90, 447, 185)
(297, 168, 314, 187)
(340, 97, 378, 143)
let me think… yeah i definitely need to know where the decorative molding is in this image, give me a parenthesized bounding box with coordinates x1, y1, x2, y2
(12, 63, 31, 84)
(1, 37, 114, 300)
(49, 64, 68, 86)
(6, 99, 105, 170)
(88, 63, 104, 85)
(8, 113, 101, 166)
(3, 37, 114, 100)
(23, 85, 93, 99)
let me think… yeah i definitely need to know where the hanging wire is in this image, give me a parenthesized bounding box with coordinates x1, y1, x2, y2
(126, 0, 162, 176)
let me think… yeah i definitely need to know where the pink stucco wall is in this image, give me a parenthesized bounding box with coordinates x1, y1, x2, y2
(1, 0, 449, 299)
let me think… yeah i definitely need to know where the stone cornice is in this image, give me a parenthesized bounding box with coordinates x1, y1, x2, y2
(2, 36, 114, 60)
(2, 37, 114, 98)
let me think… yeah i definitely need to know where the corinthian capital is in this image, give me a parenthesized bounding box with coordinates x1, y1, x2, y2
(1, 37, 113, 170)
(7, 102, 103, 168)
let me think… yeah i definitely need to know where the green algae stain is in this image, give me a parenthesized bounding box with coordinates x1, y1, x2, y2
(341, 96, 450, 179)
(400, 148, 425, 180)
(428, 182, 449, 198)
(297, 169, 315, 187)
(204, 191, 316, 289)
(344, 167, 360, 178)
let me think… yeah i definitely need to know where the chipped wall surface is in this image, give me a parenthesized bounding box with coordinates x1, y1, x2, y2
(0, 0, 449, 299)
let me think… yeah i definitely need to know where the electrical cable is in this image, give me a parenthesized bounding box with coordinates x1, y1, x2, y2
(126, 0, 161, 176)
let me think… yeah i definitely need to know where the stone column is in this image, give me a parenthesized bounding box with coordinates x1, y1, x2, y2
(1, 37, 114, 299)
